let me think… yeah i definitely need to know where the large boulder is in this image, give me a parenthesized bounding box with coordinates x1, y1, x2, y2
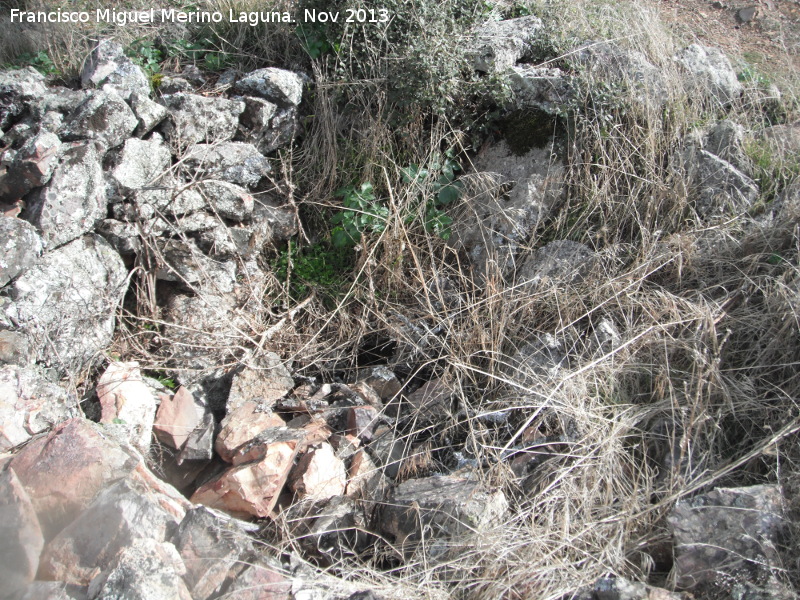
(3, 235, 127, 373)
(25, 143, 106, 249)
(81, 39, 151, 100)
(674, 44, 742, 106)
(0, 216, 42, 288)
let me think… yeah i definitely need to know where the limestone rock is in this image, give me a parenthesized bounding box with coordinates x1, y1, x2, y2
(111, 136, 172, 192)
(0, 467, 44, 598)
(60, 90, 138, 150)
(8, 418, 139, 538)
(96, 219, 140, 257)
(38, 478, 178, 585)
(153, 386, 199, 451)
(26, 143, 106, 249)
(154, 238, 237, 292)
(3, 235, 127, 374)
(378, 474, 508, 554)
(96, 362, 157, 453)
(0, 216, 42, 288)
(133, 177, 206, 216)
(234, 68, 304, 107)
(81, 39, 150, 100)
(289, 443, 347, 501)
(0, 364, 78, 452)
(0, 131, 63, 201)
(470, 15, 544, 72)
(182, 142, 271, 189)
(161, 93, 245, 145)
(674, 44, 742, 106)
(508, 66, 573, 115)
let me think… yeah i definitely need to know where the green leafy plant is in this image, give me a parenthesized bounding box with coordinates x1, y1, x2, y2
(126, 40, 163, 76)
(16, 51, 58, 75)
(331, 182, 389, 248)
(400, 151, 462, 240)
(272, 240, 353, 302)
(296, 24, 339, 59)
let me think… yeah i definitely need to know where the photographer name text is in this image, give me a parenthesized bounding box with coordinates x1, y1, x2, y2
(9, 7, 390, 27)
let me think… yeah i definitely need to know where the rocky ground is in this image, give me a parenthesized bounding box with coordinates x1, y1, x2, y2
(1, 3, 800, 600)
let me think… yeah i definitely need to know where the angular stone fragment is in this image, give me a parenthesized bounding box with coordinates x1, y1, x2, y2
(367, 426, 407, 479)
(133, 177, 206, 216)
(669, 485, 788, 592)
(508, 65, 573, 114)
(357, 366, 402, 402)
(234, 68, 304, 107)
(8, 418, 139, 538)
(182, 142, 271, 188)
(227, 353, 294, 412)
(96, 362, 157, 453)
(153, 386, 199, 450)
(470, 15, 544, 72)
(346, 405, 380, 442)
(688, 149, 759, 216)
(289, 443, 346, 501)
(161, 93, 245, 145)
(222, 562, 293, 600)
(346, 449, 389, 501)
(81, 39, 150, 100)
(0, 131, 63, 201)
(216, 402, 285, 463)
(178, 411, 216, 463)
(3, 235, 127, 374)
(406, 379, 451, 422)
(196, 180, 254, 221)
(0, 365, 78, 451)
(60, 90, 138, 150)
(96, 219, 140, 256)
(286, 496, 368, 564)
(38, 478, 178, 585)
(111, 136, 172, 191)
(0, 330, 33, 366)
(592, 576, 687, 600)
(240, 96, 278, 130)
(128, 91, 168, 136)
(0, 467, 44, 598)
(674, 44, 742, 106)
(154, 238, 236, 293)
(26, 143, 106, 248)
(0, 216, 42, 287)
(86, 537, 191, 600)
(0, 67, 47, 129)
(378, 474, 508, 554)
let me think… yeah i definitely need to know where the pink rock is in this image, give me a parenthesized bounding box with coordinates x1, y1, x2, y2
(9, 418, 138, 539)
(215, 401, 285, 463)
(0, 467, 44, 597)
(224, 562, 292, 600)
(289, 443, 346, 501)
(153, 386, 199, 450)
(191, 440, 298, 519)
(96, 361, 156, 453)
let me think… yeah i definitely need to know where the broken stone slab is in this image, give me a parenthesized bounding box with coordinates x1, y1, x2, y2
(25, 143, 106, 249)
(234, 67, 304, 107)
(346, 405, 380, 442)
(161, 93, 245, 145)
(377, 474, 508, 554)
(85, 537, 192, 600)
(674, 44, 742, 107)
(196, 179, 255, 221)
(8, 418, 140, 539)
(60, 90, 138, 151)
(0, 67, 48, 129)
(38, 478, 180, 586)
(178, 411, 216, 463)
(215, 401, 286, 463)
(154, 238, 237, 293)
(406, 379, 452, 423)
(3, 235, 127, 374)
(0, 131, 63, 201)
(669, 484, 788, 592)
(0, 365, 78, 452)
(0, 467, 44, 598)
(289, 442, 347, 501)
(96, 362, 157, 454)
(182, 142, 271, 189)
(469, 15, 545, 72)
(516, 240, 596, 289)
(81, 39, 151, 101)
(110, 136, 172, 192)
(0, 216, 42, 288)
(128, 91, 168, 136)
(227, 352, 295, 413)
(687, 149, 759, 216)
(230, 421, 330, 466)
(153, 386, 200, 451)
(240, 96, 278, 131)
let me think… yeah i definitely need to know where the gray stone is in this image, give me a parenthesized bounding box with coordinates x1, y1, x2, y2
(255, 106, 299, 153)
(133, 177, 206, 217)
(81, 39, 151, 100)
(0, 364, 78, 452)
(509, 332, 569, 383)
(0, 131, 63, 201)
(470, 15, 544, 72)
(3, 235, 127, 373)
(669, 485, 788, 594)
(221, 561, 292, 600)
(240, 95, 278, 131)
(86, 538, 191, 600)
(705, 119, 749, 174)
(128, 91, 168, 136)
(378, 474, 508, 554)
(593, 576, 687, 600)
(367, 426, 407, 479)
(97, 219, 141, 256)
(286, 496, 368, 564)
(517, 240, 596, 288)
(234, 67, 304, 107)
(25, 143, 106, 249)
(674, 44, 743, 106)
(178, 411, 215, 463)
(196, 180, 254, 221)
(508, 65, 573, 114)
(161, 93, 245, 145)
(182, 142, 271, 188)
(0, 330, 34, 365)
(0, 216, 42, 287)
(60, 90, 138, 150)
(688, 149, 759, 216)
(169, 211, 220, 234)
(0, 67, 47, 129)
(158, 76, 193, 95)
(227, 352, 294, 413)
(0, 467, 44, 597)
(39, 478, 179, 585)
(450, 142, 565, 275)
(111, 136, 172, 191)
(154, 238, 237, 293)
